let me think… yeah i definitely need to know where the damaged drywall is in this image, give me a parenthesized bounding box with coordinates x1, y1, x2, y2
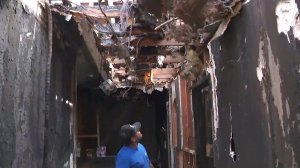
(210, 0, 300, 167)
(207, 45, 219, 141)
(256, 39, 266, 82)
(275, 0, 299, 41)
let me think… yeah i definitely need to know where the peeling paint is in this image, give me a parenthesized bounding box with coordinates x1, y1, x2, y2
(293, 17, 300, 40)
(257, 40, 265, 82)
(70, 153, 73, 168)
(65, 14, 72, 21)
(256, 66, 264, 81)
(242, 0, 251, 5)
(265, 35, 286, 137)
(275, 0, 299, 42)
(26, 32, 32, 37)
(229, 104, 237, 161)
(20, 0, 39, 15)
(207, 44, 219, 141)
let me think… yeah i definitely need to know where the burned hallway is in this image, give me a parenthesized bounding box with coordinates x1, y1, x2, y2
(75, 87, 168, 167)
(1, 0, 300, 168)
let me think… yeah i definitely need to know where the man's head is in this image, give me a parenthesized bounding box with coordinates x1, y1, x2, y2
(120, 122, 143, 146)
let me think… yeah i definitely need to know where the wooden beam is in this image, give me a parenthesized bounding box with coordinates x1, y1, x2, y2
(151, 68, 177, 83)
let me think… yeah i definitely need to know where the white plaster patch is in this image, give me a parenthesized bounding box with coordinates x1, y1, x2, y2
(229, 104, 236, 161)
(65, 14, 72, 21)
(69, 153, 74, 168)
(275, 0, 299, 42)
(20, 0, 39, 15)
(265, 35, 286, 137)
(257, 40, 266, 82)
(293, 15, 300, 40)
(207, 44, 219, 141)
(242, 0, 251, 5)
(26, 32, 32, 37)
(256, 67, 264, 81)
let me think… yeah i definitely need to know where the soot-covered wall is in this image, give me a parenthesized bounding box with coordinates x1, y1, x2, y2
(0, 1, 49, 167)
(43, 8, 83, 168)
(0, 1, 76, 168)
(210, 0, 300, 168)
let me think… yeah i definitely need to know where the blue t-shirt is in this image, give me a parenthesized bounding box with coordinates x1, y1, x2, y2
(116, 143, 150, 168)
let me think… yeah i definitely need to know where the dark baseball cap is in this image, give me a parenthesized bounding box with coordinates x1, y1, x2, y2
(120, 122, 141, 143)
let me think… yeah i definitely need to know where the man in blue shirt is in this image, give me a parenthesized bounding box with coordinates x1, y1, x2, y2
(116, 122, 151, 168)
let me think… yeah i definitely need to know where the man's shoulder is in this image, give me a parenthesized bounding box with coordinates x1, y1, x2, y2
(118, 146, 129, 154)
(117, 147, 132, 161)
(117, 146, 134, 157)
(138, 143, 146, 150)
(116, 147, 132, 167)
(138, 143, 144, 148)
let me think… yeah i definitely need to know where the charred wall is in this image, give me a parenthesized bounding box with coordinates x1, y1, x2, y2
(0, 1, 77, 168)
(0, 1, 48, 167)
(211, 0, 300, 168)
(43, 10, 80, 168)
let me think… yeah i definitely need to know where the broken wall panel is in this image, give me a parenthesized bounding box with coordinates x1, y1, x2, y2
(170, 76, 196, 168)
(44, 45, 76, 168)
(42, 9, 95, 168)
(210, 0, 300, 167)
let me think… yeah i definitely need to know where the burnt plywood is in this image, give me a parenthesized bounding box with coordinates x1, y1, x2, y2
(0, 1, 78, 167)
(211, 0, 300, 167)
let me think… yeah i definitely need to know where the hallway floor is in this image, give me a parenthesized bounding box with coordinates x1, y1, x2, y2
(77, 156, 115, 168)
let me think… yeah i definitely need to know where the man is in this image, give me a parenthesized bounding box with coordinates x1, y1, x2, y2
(116, 122, 151, 168)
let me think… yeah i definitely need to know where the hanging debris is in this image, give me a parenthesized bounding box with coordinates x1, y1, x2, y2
(50, 0, 242, 94)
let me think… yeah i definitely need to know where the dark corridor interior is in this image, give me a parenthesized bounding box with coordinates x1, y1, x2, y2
(76, 87, 169, 168)
(192, 77, 214, 168)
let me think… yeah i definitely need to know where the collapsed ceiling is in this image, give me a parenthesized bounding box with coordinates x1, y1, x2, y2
(51, 0, 243, 94)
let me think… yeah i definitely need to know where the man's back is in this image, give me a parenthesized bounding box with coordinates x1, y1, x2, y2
(116, 143, 150, 168)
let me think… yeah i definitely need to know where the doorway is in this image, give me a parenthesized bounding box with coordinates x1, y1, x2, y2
(75, 87, 169, 168)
